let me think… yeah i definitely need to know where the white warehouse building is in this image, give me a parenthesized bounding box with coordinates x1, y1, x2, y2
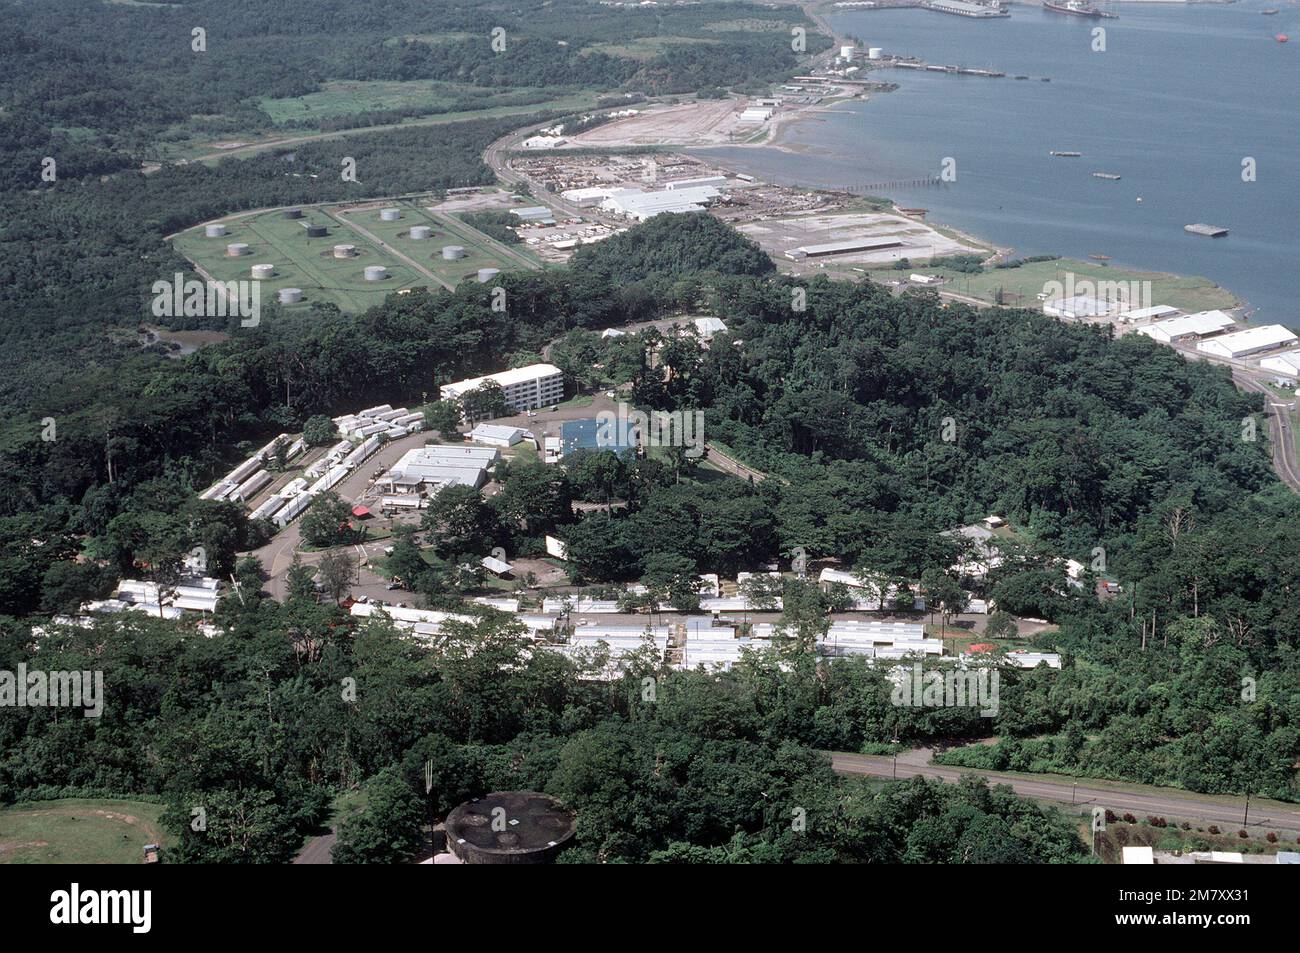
(1259, 349, 1300, 377)
(440, 363, 564, 412)
(599, 186, 720, 221)
(1136, 310, 1236, 343)
(1196, 324, 1298, 359)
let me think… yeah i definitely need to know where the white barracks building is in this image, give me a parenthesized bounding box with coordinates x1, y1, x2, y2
(440, 363, 564, 412)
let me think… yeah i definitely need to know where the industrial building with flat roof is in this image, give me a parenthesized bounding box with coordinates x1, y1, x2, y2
(1260, 349, 1300, 376)
(1043, 295, 1117, 319)
(1119, 304, 1180, 323)
(379, 445, 499, 493)
(1136, 310, 1236, 343)
(440, 363, 564, 413)
(785, 238, 903, 260)
(1196, 324, 1297, 359)
(599, 186, 721, 221)
(468, 424, 530, 447)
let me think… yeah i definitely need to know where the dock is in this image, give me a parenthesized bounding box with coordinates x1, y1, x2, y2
(1184, 223, 1229, 237)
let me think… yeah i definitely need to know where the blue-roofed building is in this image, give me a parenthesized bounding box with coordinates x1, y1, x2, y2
(547, 418, 638, 463)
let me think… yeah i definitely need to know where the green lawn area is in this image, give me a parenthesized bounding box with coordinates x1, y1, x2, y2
(906, 258, 1239, 313)
(173, 206, 429, 312)
(258, 81, 586, 125)
(0, 798, 169, 864)
(356, 201, 538, 285)
(158, 90, 603, 162)
(172, 198, 538, 313)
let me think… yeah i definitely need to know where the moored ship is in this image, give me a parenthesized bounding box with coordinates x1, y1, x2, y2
(1043, 0, 1118, 19)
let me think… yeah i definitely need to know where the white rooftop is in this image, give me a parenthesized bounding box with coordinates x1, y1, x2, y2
(1119, 304, 1179, 321)
(1138, 310, 1236, 339)
(1196, 324, 1297, 354)
(1260, 349, 1300, 374)
(442, 363, 562, 395)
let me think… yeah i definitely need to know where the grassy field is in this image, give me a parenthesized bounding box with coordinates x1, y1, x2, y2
(900, 258, 1240, 313)
(174, 207, 425, 312)
(258, 82, 584, 125)
(158, 90, 603, 162)
(0, 799, 169, 864)
(173, 199, 532, 312)
(351, 201, 540, 286)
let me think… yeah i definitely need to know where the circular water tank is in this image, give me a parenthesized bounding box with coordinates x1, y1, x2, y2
(477, 268, 501, 283)
(445, 792, 576, 865)
(333, 244, 357, 259)
(442, 245, 466, 260)
(868, 47, 883, 60)
(409, 225, 432, 240)
(205, 223, 229, 238)
(379, 208, 401, 221)
(363, 266, 389, 281)
(278, 288, 304, 304)
(250, 263, 275, 279)
(283, 208, 304, 219)
(305, 224, 327, 238)
(226, 243, 250, 257)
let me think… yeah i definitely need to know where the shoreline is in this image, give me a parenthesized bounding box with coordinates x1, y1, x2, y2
(694, 95, 1250, 317)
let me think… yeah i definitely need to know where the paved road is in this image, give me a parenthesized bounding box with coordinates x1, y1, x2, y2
(830, 751, 1300, 834)
(706, 443, 768, 482)
(293, 831, 337, 864)
(1233, 369, 1300, 492)
(482, 122, 626, 228)
(1161, 339, 1300, 494)
(244, 431, 432, 598)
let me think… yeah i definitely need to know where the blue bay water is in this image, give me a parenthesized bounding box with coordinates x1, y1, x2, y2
(695, 2, 1300, 327)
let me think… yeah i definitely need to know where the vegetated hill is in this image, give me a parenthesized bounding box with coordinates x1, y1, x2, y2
(572, 211, 776, 282)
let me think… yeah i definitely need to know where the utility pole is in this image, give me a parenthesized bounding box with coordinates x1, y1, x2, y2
(424, 760, 436, 861)
(1243, 789, 1251, 828)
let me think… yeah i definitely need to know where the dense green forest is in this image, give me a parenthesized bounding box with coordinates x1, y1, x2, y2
(0, 0, 823, 159)
(3, 211, 1297, 856)
(0, 0, 1295, 863)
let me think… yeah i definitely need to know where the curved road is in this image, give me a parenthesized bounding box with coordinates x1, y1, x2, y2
(831, 751, 1300, 835)
(1233, 369, 1300, 492)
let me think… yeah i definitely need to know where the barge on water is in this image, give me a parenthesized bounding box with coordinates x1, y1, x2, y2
(1050, 150, 1082, 157)
(1092, 172, 1122, 180)
(1185, 223, 1229, 237)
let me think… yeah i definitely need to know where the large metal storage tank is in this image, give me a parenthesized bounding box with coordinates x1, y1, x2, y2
(477, 268, 501, 283)
(251, 263, 275, 279)
(304, 224, 327, 238)
(333, 244, 357, 259)
(379, 208, 401, 221)
(444, 792, 576, 865)
(363, 266, 389, 281)
(408, 225, 432, 240)
(442, 245, 466, 260)
(226, 243, 250, 257)
(205, 223, 229, 238)
(283, 208, 304, 219)
(278, 288, 304, 304)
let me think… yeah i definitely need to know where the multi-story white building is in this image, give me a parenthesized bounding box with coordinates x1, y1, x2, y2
(440, 363, 564, 414)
